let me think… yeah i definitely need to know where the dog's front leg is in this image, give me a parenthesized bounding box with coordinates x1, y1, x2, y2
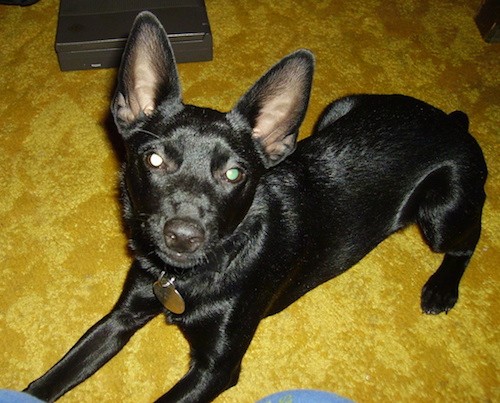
(25, 261, 162, 402)
(156, 304, 262, 403)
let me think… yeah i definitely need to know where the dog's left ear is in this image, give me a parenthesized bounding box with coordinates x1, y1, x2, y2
(229, 50, 314, 167)
(111, 11, 182, 133)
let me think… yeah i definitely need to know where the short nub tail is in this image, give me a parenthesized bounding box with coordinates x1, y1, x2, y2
(448, 110, 469, 131)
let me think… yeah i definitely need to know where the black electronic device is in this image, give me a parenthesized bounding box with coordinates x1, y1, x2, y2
(55, 0, 212, 71)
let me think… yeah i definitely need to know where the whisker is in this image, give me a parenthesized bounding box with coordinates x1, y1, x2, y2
(138, 129, 161, 139)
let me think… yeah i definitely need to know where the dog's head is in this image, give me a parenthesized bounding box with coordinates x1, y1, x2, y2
(111, 12, 314, 269)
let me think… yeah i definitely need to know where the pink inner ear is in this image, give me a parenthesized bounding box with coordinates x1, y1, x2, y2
(133, 81, 156, 117)
(250, 59, 309, 155)
(115, 83, 156, 125)
(116, 27, 165, 125)
(115, 93, 136, 124)
(265, 136, 295, 160)
(128, 50, 160, 118)
(251, 88, 302, 158)
(252, 97, 293, 146)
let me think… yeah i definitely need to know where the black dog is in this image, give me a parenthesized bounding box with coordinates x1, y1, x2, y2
(26, 11, 487, 403)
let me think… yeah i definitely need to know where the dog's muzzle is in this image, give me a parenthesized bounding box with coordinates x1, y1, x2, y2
(164, 218, 206, 256)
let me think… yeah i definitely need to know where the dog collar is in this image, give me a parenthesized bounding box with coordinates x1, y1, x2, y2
(153, 272, 186, 314)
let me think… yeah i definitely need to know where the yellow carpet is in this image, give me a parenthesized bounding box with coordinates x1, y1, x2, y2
(0, 1, 498, 402)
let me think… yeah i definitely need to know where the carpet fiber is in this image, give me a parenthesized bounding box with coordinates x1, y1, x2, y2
(0, 0, 498, 402)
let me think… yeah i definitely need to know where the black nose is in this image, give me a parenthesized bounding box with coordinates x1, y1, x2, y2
(164, 219, 205, 254)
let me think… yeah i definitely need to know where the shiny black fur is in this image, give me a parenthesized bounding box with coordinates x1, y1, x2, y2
(26, 12, 487, 403)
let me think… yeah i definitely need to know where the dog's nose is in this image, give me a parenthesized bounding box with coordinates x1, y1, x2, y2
(164, 219, 205, 254)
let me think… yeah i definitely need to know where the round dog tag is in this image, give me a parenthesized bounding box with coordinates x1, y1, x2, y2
(153, 274, 185, 314)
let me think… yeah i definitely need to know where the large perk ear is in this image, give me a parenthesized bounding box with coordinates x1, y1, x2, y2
(111, 11, 182, 133)
(229, 50, 314, 167)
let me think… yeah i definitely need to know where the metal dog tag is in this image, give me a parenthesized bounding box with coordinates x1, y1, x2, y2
(153, 273, 185, 314)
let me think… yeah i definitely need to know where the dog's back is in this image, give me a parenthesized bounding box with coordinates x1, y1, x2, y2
(267, 94, 487, 314)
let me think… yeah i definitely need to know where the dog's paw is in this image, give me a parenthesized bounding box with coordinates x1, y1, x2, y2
(420, 280, 459, 315)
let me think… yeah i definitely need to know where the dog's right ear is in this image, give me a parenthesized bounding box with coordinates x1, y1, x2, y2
(111, 11, 182, 133)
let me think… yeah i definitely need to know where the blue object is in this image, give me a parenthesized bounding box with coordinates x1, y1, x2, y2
(0, 390, 44, 403)
(257, 389, 353, 403)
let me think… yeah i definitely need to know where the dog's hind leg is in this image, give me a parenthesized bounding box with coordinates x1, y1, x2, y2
(420, 227, 481, 315)
(416, 164, 486, 315)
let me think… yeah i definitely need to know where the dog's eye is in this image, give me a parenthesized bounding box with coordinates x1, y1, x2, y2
(147, 153, 164, 168)
(225, 168, 244, 183)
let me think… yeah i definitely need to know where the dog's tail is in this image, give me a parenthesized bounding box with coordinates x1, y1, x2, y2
(448, 110, 469, 131)
(313, 96, 357, 133)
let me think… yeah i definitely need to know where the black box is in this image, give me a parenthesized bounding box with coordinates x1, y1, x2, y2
(55, 0, 213, 71)
(475, 0, 500, 43)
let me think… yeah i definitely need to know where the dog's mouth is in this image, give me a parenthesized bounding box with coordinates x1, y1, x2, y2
(161, 248, 206, 268)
